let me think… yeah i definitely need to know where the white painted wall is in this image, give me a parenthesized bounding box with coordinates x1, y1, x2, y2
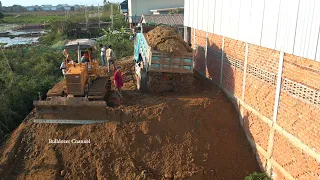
(128, 0, 184, 23)
(184, 0, 320, 62)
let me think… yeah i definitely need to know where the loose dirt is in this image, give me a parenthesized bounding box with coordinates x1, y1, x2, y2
(0, 57, 260, 180)
(46, 79, 66, 97)
(146, 26, 193, 56)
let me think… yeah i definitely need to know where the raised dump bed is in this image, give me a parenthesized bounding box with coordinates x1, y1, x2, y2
(134, 26, 194, 92)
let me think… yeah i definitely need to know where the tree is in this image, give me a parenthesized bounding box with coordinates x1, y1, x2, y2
(0, 12, 4, 19)
(168, 8, 184, 14)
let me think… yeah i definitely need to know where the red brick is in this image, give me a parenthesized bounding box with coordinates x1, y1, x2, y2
(272, 132, 319, 179)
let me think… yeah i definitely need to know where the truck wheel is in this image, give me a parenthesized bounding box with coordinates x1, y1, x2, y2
(140, 70, 148, 92)
(136, 68, 148, 92)
(135, 73, 141, 90)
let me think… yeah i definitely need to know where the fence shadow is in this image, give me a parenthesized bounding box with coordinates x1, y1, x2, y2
(193, 39, 264, 176)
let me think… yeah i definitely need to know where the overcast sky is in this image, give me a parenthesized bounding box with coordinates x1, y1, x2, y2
(1, 0, 119, 6)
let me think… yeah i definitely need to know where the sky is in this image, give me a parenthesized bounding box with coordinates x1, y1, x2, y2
(1, 0, 119, 6)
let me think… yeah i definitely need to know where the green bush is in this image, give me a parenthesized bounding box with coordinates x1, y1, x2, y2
(97, 31, 133, 59)
(0, 12, 4, 19)
(245, 172, 272, 180)
(0, 46, 62, 140)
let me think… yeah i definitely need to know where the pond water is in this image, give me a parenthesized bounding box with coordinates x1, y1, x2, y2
(0, 37, 39, 47)
(0, 24, 45, 47)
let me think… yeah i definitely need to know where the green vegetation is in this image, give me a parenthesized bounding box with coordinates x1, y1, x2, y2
(245, 172, 272, 180)
(168, 8, 184, 14)
(0, 46, 62, 139)
(97, 30, 133, 59)
(2, 15, 65, 24)
(0, 12, 4, 19)
(0, 2, 132, 140)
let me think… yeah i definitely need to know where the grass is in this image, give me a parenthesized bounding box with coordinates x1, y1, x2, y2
(1, 15, 66, 24)
(1, 11, 113, 24)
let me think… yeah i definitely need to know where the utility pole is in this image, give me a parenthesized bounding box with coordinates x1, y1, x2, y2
(98, 4, 100, 28)
(108, 1, 113, 29)
(111, 3, 113, 29)
(85, 5, 88, 30)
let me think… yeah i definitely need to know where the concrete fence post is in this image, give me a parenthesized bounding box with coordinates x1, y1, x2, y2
(266, 51, 284, 175)
(220, 37, 225, 85)
(240, 43, 249, 127)
(205, 31, 208, 78)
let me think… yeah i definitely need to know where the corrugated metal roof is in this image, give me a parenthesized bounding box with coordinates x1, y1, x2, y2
(141, 14, 184, 26)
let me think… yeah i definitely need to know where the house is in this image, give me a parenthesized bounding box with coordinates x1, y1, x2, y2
(120, 0, 128, 14)
(57, 4, 72, 11)
(128, 0, 184, 28)
(26, 6, 35, 11)
(34, 5, 41, 11)
(184, 0, 320, 179)
(51, 6, 57, 11)
(41, 5, 52, 11)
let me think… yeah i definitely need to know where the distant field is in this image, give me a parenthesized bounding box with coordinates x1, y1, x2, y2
(2, 15, 65, 24)
(1, 11, 111, 24)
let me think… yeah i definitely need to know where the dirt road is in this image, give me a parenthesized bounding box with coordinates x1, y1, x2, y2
(0, 58, 260, 180)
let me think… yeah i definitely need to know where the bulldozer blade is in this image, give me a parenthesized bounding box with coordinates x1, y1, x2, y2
(34, 119, 109, 124)
(33, 97, 109, 123)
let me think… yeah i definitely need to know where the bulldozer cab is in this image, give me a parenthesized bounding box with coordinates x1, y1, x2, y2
(63, 39, 100, 76)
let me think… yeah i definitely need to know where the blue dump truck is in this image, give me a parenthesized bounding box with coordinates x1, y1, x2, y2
(134, 26, 194, 92)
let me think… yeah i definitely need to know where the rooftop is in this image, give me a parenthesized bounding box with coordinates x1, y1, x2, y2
(150, 7, 184, 12)
(140, 14, 184, 26)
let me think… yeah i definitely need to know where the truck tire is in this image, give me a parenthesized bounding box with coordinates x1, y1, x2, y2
(136, 68, 148, 92)
(172, 73, 194, 92)
(147, 72, 174, 93)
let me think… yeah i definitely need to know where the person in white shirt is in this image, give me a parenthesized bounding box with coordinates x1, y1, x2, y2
(60, 61, 67, 77)
(100, 44, 106, 66)
(106, 45, 116, 73)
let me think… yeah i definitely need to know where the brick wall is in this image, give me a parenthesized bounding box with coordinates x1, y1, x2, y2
(192, 28, 320, 179)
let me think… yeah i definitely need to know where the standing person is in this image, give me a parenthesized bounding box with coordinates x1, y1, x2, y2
(106, 45, 116, 73)
(100, 44, 106, 66)
(60, 61, 67, 77)
(113, 66, 123, 98)
(60, 58, 73, 77)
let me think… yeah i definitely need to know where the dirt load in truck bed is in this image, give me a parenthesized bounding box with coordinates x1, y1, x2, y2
(0, 57, 260, 180)
(146, 26, 193, 56)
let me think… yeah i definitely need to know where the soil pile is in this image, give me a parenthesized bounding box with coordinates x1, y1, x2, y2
(0, 58, 260, 180)
(46, 79, 66, 96)
(146, 26, 193, 56)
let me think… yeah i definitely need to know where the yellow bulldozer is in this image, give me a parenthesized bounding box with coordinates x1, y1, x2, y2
(33, 39, 111, 124)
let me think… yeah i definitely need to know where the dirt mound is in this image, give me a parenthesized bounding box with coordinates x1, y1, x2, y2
(146, 26, 193, 56)
(46, 79, 66, 96)
(0, 59, 260, 180)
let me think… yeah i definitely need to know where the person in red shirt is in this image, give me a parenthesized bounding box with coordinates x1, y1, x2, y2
(113, 66, 123, 98)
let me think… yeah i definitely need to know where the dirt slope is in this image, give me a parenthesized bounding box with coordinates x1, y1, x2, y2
(0, 58, 260, 180)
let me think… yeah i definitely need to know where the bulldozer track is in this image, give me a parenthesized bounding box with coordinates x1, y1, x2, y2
(88, 76, 111, 97)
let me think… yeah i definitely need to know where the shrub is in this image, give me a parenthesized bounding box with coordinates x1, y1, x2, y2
(245, 172, 272, 180)
(97, 31, 133, 59)
(0, 12, 4, 19)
